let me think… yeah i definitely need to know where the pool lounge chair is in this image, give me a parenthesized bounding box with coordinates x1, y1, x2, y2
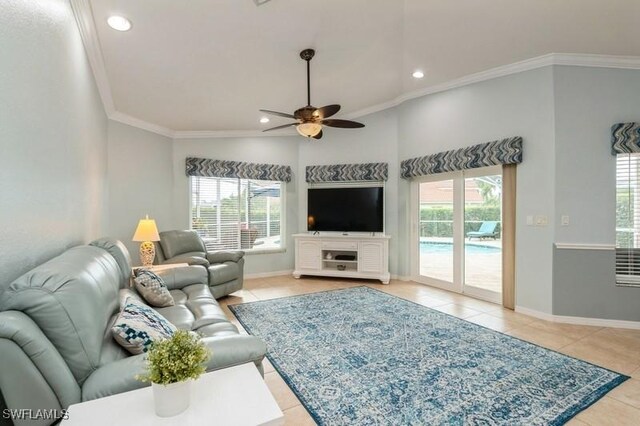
(466, 221, 499, 240)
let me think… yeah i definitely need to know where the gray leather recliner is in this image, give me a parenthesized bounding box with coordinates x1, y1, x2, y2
(155, 230, 244, 299)
(0, 238, 265, 426)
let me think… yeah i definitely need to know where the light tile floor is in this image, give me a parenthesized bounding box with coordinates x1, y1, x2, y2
(217, 276, 640, 426)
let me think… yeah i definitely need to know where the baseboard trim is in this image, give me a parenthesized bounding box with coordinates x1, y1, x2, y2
(515, 306, 640, 330)
(390, 274, 412, 281)
(245, 270, 293, 279)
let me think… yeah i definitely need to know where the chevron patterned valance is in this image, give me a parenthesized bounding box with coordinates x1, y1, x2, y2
(611, 123, 640, 154)
(306, 163, 388, 183)
(400, 137, 523, 179)
(186, 157, 292, 182)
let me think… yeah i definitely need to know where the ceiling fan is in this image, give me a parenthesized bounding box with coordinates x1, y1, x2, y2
(260, 49, 365, 139)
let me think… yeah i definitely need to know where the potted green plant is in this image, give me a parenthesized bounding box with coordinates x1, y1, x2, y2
(138, 330, 210, 417)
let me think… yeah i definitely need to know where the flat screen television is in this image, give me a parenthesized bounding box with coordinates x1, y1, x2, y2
(307, 187, 384, 232)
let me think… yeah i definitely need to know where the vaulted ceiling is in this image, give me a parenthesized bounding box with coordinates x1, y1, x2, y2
(83, 0, 640, 134)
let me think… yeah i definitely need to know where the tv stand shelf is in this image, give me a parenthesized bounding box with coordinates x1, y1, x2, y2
(293, 234, 390, 284)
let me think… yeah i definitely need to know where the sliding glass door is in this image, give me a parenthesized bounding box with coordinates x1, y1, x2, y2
(418, 178, 457, 288)
(413, 166, 503, 303)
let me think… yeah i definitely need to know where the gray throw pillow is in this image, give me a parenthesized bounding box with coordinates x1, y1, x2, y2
(133, 269, 175, 308)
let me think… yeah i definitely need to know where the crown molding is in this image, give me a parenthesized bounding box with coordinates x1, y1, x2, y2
(109, 111, 175, 138)
(68, 2, 640, 139)
(172, 129, 297, 139)
(69, 0, 115, 116)
(346, 53, 640, 120)
(552, 53, 640, 69)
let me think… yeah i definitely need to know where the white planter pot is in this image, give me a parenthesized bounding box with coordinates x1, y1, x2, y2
(152, 380, 191, 417)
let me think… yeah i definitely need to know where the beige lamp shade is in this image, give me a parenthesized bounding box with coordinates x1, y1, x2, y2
(132, 215, 160, 242)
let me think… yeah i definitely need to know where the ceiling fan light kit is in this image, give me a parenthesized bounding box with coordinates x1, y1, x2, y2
(260, 48, 365, 140)
(297, 122, 323, 138)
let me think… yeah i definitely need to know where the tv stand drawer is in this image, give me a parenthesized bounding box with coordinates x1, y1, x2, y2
(321, 241, 358, 250)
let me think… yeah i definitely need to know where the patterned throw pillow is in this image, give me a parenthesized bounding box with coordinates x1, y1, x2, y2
(112, 297, 177, 355)
(133, 269, 175, 307)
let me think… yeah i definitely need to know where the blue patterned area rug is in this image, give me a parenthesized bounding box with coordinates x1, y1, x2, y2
(230, 287, 628, 425)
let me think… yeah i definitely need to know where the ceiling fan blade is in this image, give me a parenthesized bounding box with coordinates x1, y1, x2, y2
(259, 109, 296, 119)
(314, 104, 341, 119)
(320, 119, 365, 129)
(311, 129, 323, 140)
(262, 122, 297, 132)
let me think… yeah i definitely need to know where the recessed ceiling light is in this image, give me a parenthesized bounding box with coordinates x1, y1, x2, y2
(412, 70, 425, 79)
(107, 15, 132, 32)
(259, 117, 270, 124)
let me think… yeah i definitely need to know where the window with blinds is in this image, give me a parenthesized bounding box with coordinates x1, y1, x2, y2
(616, 153, 640, 286)
(190, 176, 283, 252)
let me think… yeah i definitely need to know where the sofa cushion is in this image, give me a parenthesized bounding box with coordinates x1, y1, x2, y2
(197, 322, 239, 338)
(0, 246, 122, 383)
(112, 298, 176, 355)
(155, 285, 229, 331)
(208, 262, 241, 285)
(133, 269, 174, 308)
(159, 230, 206, 259)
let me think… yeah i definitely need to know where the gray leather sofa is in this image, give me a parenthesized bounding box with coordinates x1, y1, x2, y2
(0, 238, 265, 426)
(156, 230, 244, 299)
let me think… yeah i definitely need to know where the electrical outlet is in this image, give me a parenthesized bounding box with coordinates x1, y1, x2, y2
(561, 215, 570, 226)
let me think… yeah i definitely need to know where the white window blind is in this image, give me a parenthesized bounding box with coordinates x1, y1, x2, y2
(190, 176, 283, 252)
(616, 153, 640, 285)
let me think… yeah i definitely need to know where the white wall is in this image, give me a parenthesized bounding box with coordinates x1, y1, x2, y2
(0, 0, 108, 286)
(172, 137, 299, 275)
(107, 121, 174, 262)
(397, 67, 557, 313)
(297, 108, 401, 274)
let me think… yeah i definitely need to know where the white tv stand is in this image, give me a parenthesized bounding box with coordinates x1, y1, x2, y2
(293, 233, 390, 284)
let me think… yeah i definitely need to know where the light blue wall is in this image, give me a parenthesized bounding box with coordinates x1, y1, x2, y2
(171, 136, 299, 275)
(0, 0, 108, 286)
(552, 66, 640, 320)
(297, 108, 401, 274)
(397, 68, 557, 313)
(107, 121, 174, 262)
(103, 65, 640, 321)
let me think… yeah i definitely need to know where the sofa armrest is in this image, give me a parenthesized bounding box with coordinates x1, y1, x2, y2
(155, 266, 208, 290)
(81, 354, 147, 401)
(163, 255, 210, 267)
(82, 334, 267, 401)
(200, 334, 266, 375)
(0, 311, 81, 424)
(206, 251, 245, 264)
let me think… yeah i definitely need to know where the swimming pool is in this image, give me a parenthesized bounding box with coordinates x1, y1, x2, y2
(420, 241, 501, 254)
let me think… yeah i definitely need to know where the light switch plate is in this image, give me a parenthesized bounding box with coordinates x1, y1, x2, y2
(561, 215, 570, 226)
(535, 215, 548, 226)
(526, 215, 534, 226)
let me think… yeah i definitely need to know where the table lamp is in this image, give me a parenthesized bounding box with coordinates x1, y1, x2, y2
(132, 215, 160, 268)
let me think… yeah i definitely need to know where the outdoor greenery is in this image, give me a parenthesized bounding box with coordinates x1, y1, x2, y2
(420, 206, 501, 238)
(137, 330, 210, 386)
(475, 180, 500, 206)
(616, 189, 633, 247)
(192, 191, 281, 242)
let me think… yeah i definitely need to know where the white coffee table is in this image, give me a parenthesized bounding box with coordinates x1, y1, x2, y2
(62, 363, 284, 425)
